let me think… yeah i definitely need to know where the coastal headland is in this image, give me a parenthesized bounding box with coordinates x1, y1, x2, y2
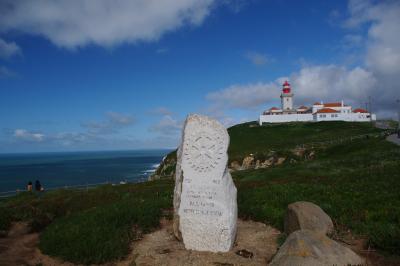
(1, 121, 399, 265)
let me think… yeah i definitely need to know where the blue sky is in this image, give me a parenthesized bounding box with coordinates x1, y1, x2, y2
(0, 0, 399, 153)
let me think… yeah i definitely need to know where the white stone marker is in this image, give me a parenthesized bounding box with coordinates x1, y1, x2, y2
(173, 114, 237, 252)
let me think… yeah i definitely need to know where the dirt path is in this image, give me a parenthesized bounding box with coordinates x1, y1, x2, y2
(0, 222, 41, 266)
(0, 220, 281, 266)
(118, 219, 281, 266)
(0, 222, 73, 266)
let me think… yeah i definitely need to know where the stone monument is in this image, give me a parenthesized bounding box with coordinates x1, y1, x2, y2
(173, 114, 237, 252)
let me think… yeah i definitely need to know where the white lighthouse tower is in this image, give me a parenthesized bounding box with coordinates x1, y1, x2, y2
(281, 81, 294, 113)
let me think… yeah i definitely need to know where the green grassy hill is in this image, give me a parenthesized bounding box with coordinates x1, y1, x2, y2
(228, 121, 382, 160)
(154, 121, 384, 178)
(0, 121, 399, 264)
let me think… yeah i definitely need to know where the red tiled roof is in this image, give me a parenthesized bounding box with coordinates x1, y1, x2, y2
(316, 108, 339, 114)
(314, 102, 322, 105)
(269, 107, 279, 111)
(353, 108, 368, 113)
(323, 102, 342, 107)
(298, 106, 308, 109)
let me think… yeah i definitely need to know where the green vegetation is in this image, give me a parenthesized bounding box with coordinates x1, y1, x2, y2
(234, 137, 400, 254)
(0, 121, 398, 264)
(228, 121, 382, 161)
(0, 180, 173, 264)
(153, 121, 384, 178)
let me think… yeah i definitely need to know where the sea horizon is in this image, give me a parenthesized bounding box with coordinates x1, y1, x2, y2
(0, 147, 176, 156)
(0, 149, 173, 194)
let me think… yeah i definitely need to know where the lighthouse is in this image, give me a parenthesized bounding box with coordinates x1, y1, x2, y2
(280, 81, 294, 112)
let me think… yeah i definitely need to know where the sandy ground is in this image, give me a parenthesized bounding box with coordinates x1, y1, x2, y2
(118, 219, 281, 266)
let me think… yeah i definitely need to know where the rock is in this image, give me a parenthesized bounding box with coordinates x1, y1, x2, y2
(241, 155, 255, 169)
(230, 161, 241, 171)
(269, 230, 365, 266)
(173, 114, 237, 252)
(260, 157, 274, 168)
(235, 249, 254, 258)
(254, 160, 260, 169)
(284, 201, 334, 236)
(275, 157, 286, 165)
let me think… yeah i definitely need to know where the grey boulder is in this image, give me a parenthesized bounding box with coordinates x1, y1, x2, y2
(269, 230, 365, 266)
(284, 201, 334, 235)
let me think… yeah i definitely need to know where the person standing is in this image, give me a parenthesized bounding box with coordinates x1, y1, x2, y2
(27, 181, 33, 192)
(35, 180, 43, 192)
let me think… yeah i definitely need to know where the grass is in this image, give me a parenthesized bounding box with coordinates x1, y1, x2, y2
(234, 137, 400, 254)
(228, 121, 382, 161)
(0, 180, 173, 264)
(0, 121, 398, 264)
(154, 121, 385, 177)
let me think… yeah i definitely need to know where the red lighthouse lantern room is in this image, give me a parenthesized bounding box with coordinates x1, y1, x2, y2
(282, 81, 291, 93)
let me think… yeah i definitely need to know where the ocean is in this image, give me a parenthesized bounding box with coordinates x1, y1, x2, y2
(0, 149, 171, 194)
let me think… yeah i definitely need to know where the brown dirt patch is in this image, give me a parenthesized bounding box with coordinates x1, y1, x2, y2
(117, 219, 281, 266)
(0, 222, 73, 266)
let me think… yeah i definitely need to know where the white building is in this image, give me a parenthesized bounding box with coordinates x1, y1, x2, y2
(259, 81, 376, 125)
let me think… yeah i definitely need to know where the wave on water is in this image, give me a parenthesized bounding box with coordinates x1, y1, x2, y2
(142, 163, 160, 175)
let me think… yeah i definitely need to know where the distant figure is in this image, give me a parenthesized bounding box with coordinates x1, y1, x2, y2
(35, 180, 43, 192)
(27, 181, 33, 192)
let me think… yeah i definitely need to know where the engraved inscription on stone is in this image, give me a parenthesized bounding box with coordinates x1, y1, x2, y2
(173, 114, 237, 253)
(183, 131, 225, 173)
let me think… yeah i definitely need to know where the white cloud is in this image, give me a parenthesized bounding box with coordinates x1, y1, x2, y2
(206, 82, 279, 110)
(344, 0, 374, 28)
(0, 38, 20, 59)
(13, 129, 45, 142)
(244, 51, 270, 66)
(149, 115, 182, 135)
(82, 111, 135, 134)
(206, 65, 377, 113)
(148, 107, 173, 116)
(207, 0, 400, 117)
(106, 111, 135, 125)
(345, 0, 400, 114)
(0, 0, 218, 49)
(288, 65, 376, 104)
